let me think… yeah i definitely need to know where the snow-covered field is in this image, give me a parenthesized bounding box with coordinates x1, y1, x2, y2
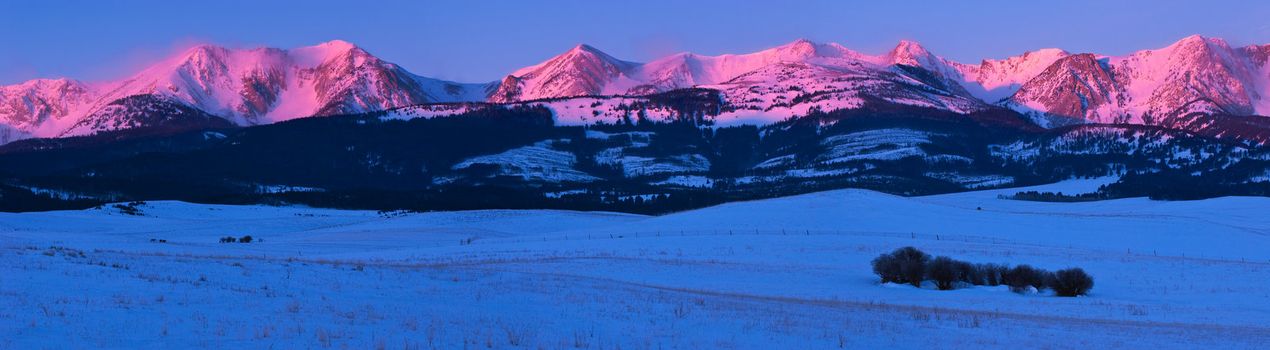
(3, 179, 1269, 349)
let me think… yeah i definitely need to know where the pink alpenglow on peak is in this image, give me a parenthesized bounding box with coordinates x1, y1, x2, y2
(1005, 34, 1270, 126)
(0, 41, 490, 141)
(488, 44, 639, 103)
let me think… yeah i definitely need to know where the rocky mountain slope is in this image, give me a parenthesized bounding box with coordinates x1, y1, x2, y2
(1003, 35, 1270, 127)
(0, 40, 488, 141)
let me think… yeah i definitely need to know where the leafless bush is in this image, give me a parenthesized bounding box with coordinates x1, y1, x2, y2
(871, 246, 930, 287)
(1050, 268, 1094, 296)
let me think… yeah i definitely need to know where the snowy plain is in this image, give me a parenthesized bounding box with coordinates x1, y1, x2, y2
(2, 178, 1269, 349)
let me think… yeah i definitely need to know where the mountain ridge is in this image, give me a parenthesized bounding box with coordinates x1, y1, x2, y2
(3, 35, 1270, 145)
(0, 40, 491, 141)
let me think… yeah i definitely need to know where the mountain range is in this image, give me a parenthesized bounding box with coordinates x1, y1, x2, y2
(2, 35, 1270, 213)
(3, 35, 1270, 145)
(0, 40, 487, 143)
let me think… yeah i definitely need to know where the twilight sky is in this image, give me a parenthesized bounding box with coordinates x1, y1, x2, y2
(2, 0, 1269, 85)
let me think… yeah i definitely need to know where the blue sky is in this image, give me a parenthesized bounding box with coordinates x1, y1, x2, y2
(2, 0, 1268, 84)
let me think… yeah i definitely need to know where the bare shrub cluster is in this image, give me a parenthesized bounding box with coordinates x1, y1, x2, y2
(871, 247, 1093, 296)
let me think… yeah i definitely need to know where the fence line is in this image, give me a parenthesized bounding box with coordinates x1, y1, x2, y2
(449, 228, 1270, 265)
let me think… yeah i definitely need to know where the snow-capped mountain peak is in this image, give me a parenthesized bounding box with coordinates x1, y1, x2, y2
(767, 38, 855, 60)
(511, 44, 621, 75)
(312, 39, 358, 51)
(885, 40, 937, 67)
(1170, 34, 1226, 50)
(0, 78, 94, 136)
(288, 39, 363, 67)
(943, 48, 1070, 102)
(881, 40, 972, 78)
(489, 43, 639, 103)
(1005, 53, 1123, 126)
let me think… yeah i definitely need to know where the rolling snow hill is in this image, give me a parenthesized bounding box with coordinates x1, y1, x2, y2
(2, 180, 1268, 348)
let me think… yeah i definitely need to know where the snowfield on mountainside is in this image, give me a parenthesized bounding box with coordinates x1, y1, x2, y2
(2, 178, 1269, 349)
